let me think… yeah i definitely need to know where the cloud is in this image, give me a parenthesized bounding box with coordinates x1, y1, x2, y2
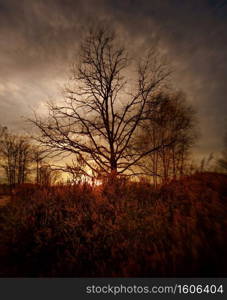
(0, 0, 226, 158)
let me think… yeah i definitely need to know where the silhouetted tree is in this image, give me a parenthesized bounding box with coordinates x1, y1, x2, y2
(137, 92, 196, 185)
(0, 130, 31, 185)
(218, 133, 227, 172)
(37, 164, 60, 185)
(31, 24, 173, 179)
(31, 146, 50, 184)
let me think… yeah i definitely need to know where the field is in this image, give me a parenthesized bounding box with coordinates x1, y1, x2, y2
(0, 172, 226, 277)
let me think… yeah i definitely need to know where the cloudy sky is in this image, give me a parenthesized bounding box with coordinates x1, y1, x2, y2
(0, 0, 227, 160)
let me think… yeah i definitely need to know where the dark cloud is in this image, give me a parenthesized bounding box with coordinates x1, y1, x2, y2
(0, 0, 227, 158)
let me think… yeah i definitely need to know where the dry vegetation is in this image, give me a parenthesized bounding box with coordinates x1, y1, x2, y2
(0, 172, 226, 277)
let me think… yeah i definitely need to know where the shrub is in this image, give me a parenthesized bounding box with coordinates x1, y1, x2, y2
(0, 173, 226, 277)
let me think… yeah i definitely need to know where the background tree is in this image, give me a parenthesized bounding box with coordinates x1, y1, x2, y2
(136, 91, 196, 185)
(0, 130, 32, 185)
(31, 24, 173, 179)
(31, 145, 51, 184)
(36, 163, 61, 186)
(217, 132, 227, 172)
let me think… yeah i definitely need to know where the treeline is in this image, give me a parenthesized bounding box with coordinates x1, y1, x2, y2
(0, 104, 195, 186)
(0, 126, 59, 185)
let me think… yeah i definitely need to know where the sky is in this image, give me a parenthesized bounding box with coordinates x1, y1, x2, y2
(0, 0, 227, 161)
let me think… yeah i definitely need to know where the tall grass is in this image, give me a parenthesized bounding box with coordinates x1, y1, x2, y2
(0, 172, 226, 277)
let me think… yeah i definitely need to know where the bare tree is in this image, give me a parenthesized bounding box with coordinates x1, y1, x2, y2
(17, 137, 31, 184)
(0, 130, 32, 185)
(0, 125, 7, 138)
(0, 125, 7, 183)
(137, 92, 196, 185)
(31, 145, 51, 184)
(217, 132, 227, 172)
(31, 24, 173, 179)
(36, 164, 61, 186)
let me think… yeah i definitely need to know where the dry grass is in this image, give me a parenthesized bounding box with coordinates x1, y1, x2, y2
(0, 172, 226, 277)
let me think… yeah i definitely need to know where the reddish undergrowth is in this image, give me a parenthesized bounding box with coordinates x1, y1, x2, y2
(0, 172, 226, 277)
